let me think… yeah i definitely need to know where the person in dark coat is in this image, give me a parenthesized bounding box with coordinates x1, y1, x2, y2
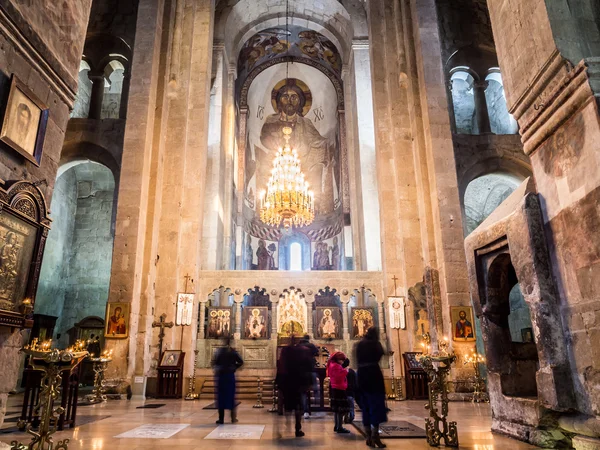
(299, 334, 319, 418)
(355, 327, 387, 448)
(276, 338, 313, 437)
(213, 338, 244, 424)
(344, 359, 357, 424)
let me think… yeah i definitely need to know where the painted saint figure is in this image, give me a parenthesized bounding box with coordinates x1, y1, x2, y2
(256, 239, 272, 270)
(0, 232, 19, 298)
(246, 308, 265, 338)
(331, 236, 340, 270)
(320, 308, 336, 338)
(455, 310, 474, 339)
(259, 79, 335, 214)
(107, 306, 126, 335)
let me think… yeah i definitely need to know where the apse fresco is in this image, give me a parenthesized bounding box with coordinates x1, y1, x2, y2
(244, 62, 343, 242)
(237, 26, 342, 81)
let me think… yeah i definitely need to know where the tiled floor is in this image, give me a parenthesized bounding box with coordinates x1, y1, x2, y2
(1, 395, 539, 449)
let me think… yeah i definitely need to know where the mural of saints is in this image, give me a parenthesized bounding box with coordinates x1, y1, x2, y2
(207, 308, 231, 338)
(256, 78, 337, 215)
(352, 308, 374, 339)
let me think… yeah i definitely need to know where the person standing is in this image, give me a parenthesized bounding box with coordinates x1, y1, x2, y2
(299, 334, 319, 419)
(213, 338, 244, 424)
(277, 338, 313, 437)
(327, 351, 351, 433)
(355, 327, 387, 448)
(344, 359, 357, 424)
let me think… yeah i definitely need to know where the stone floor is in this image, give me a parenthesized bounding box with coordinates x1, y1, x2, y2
(0, 395, 539, 449)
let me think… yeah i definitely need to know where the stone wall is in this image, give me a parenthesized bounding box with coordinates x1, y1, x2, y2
(35, 170, 78, 322)
(0, 0, 92, 428)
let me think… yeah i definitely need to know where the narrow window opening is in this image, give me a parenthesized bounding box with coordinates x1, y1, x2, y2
(290, 242, 302, 271)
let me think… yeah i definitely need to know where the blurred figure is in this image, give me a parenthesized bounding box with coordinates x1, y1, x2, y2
(276, 337, 313, 437)
(327, 351, 351, 433)
(298, 334, 319, 419)
(213, 338, 244, 424)
(343, 358, 357, 424)
(355, 327, 387, 448)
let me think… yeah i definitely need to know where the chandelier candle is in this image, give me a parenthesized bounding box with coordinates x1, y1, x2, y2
(259, 126, 315, 229)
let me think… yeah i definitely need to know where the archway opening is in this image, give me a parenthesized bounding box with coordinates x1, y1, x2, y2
(71, 60, 92, 118)
(484, 253, 539, 399)
(36, 161, 116, 353)
(289, 242, 302, 271)
(485, 71, 518, 135)
(450, 69, 476, 134)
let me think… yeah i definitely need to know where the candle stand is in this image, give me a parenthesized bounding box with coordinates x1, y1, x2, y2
(13, 339, 88, 450)
(419, 353, 459, 447)
(185, 349, 200, 400)
(85, 350, 113, 404)
(464, 350, 488, 403)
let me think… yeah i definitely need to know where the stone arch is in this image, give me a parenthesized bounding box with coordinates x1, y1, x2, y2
(59, 141, 120, 182)
(216, 0, 354, 65)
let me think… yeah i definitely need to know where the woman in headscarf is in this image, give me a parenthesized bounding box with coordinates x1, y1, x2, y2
(327, 351, 351, 433)
(355, 327, 387, 448)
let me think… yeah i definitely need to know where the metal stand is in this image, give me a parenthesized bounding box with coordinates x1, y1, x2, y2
(464, 350, 489, 403)
(420, 354, 459, 447)
(13, 340, 88, 450)
(253, 377, 264, 408)
(185, 349, 200, 400)
(268, 380, 278, 413)
(85, 357, 112, 404)
(388, 351, 397, 400)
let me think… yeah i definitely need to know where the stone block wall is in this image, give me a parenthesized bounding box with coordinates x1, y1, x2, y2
(35, 170, 78, 321)
(0, 0, 92, 428)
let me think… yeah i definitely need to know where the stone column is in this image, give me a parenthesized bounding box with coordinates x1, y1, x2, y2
(473, 80, 491, 134)
(234, 289, 243, 339)
(198, 300, 207, 339)
(87, 70, 105, 119)
(305, 290, 315, 338)
(269, 290, 279, 336)
(119, 70, 131, 119)
(446, 80, 457, 134)
(341, 289, 351, 340)
(377, 298, 386, 340)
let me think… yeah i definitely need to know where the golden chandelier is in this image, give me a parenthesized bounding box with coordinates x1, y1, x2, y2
(259, 126, 314, 229)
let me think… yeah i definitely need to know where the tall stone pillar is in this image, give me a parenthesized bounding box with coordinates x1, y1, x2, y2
(305, 290, 315, 338)
(341, 289, 351, 340)
(119, 70, 131, 119)
(234, 289, 243, 339)
(269, 290, 279, 337)
(473, 80, 491, 134)
(87, 71, 105, 119)
(198, 300, 207, 339)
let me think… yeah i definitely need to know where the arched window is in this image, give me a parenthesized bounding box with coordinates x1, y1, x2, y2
(450, 69, 476, 134)
(485, 71, 518, 135)
(101, 60, 125, 119)
(463, 172, 523, 236)
(71, 60, 93, 118)
(289, 242, 302, 271)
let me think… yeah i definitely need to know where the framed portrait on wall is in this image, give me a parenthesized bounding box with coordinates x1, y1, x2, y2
(315, 307, 341, 339)
(105, 302, 130, 338)
(243, 306, 269, 339)
(206, 307, 232, 339)
(351, 308, 375, 339)
(451, 306, 476, 341)
(0, 75, 49, 166)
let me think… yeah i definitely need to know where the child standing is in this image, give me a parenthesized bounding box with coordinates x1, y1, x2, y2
(327, 351, 351, 433)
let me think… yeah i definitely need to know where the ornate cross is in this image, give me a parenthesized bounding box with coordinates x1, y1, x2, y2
(152, 313, 173, 361)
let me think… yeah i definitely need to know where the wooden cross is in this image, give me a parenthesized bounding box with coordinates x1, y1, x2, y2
(392, 275, 399, 296)
(152, 313, 174, 361)
(183, 274, 193, 294)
